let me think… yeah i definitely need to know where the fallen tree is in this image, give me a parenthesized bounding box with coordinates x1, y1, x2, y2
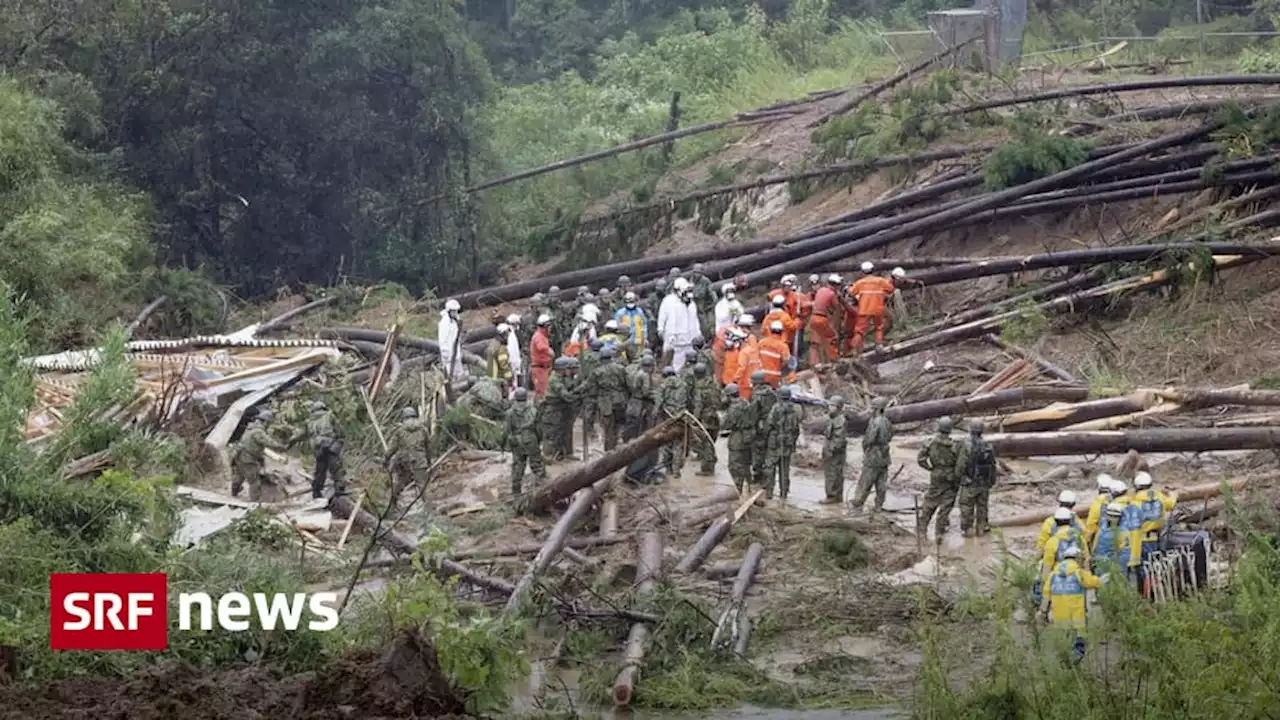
(990, 392, 1158, 432)
(320, 326, 484, 368)
(986, 426, 1280, 457)
(710, 542, 765, 655)
(838, 386, 1091, 434)
(943, 74, 1280, 116)
(506, 476, 614, 615)
(612, 531, 664, 707)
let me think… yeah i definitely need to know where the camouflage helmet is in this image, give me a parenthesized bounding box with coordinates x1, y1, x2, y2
(514, 387, 529, 401)
(589, 338, 604, 351)
(662, 365, 676, 377)
(548, 285, 561, 294)
(531, 292, 546, 305)
(554, 356, 572, 370)
(577, 286, 591, 298)
(692, 262, 706, 273)
(691, 334, 705, 349)
(600, 346, 616, 360)
(969, 419, 983, 434)
(641, 354, 655, 367)
(750, 370, 767, 384)
(618, 274, 632, 286)
(724, 383, 740, 396)
(693, 363, 708, 377)
(871, 396, 889, 410)
(937, 416, 954, 432)
(778, 385, 793, 399)
(829, 395, 844, 407)
(565, 357, 581, 369)
(668, 267, 681, 277)
(598, 288, 611, 299)
(310, 400, 325, 413)
(402, 406, 418, 419)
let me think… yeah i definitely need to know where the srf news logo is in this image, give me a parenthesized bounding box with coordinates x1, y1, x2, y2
(50, 573, 340, 651)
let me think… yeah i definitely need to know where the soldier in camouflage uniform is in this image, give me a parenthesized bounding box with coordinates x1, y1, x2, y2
(722, 384, 755, 491)
(655, 365, 689, 478)
(541, 356, 579, 460)
(625, 354, 656, 441)
(386, 406, 431, 496)
(546, 285, 568, 350)
(461, 377, 508, 422)
(955, 420, 998, 537)
(690, 363, 721, 475)
(503, 388, 545, 497)
(764, 385, 802, 500)
(851, 396, 894, 513)
(690, 263, 717, 331)
(748, 370, 777, 494)
(689, 335, 713, 374)
(820, 396, 848, 504)
(231, 410, 286, 501)
(916, 416, 961, 539)
(594, 347, 629, 451)
(305, 400, 347, 499)
(645, 279, 668, 353)
(579, 339, 603, 447)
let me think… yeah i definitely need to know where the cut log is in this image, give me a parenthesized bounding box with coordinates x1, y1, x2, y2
(1154, 388, 1280, 408)
(674, 490, 763, 573)
(993, 392, 1157, 432)
(506, 476, 614, 615)
(600, 499, 619, 539)
(125, 296, 168, 339)
(1060, 402, 1181, 431)
(525, 417, 687, 513)
(986, 426, 1280, 458)
(612, 531, 664, 707)
(710, 543, 765, 654)
(449, 534, 628, 560)
(908, 272, 1106, 340)
(258, 296, 339, 333)
(704, 561, 746, 580)
(980, 335, 1077, 383)
(320, 326, 485, 368)
(971, 359, 1030, 395)
(945, 74, 1280, 117)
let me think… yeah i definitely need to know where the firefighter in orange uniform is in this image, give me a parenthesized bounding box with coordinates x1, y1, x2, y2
(721, 324, 748, 388)
(759, 320, 796, 388)
(734, 321, 763, 401)
(848, 261, 893, 351)
(762, 294, 799, 346)
(530, 314, 555, 397)
(808, 275, 841, 365)
(712, 323, 733, 384)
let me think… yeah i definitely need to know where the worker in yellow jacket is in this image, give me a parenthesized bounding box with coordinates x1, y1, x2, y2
(1041, 507, 1090, 585)
(1045, 545, 1104, 661)
(1037, 490, 1082, 552)
(1132, 471, 1177, 561)
(1084, 474, 1117, 547)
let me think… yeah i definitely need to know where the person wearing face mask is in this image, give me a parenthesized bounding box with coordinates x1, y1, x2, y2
(438, 298, 466, 381)
(614, 290, 648, 358)
(714, 282, 742, 331)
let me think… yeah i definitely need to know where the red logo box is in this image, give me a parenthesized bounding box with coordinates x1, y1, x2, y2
(49, 573, 169, 650)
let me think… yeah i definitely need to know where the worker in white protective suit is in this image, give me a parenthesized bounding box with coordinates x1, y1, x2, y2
(714, 282, 744, 331)
(438, 298, 467, 381)
(505, 313, 524, 390)
(569, 303, 600, 353)
(660, 279, 702, 372)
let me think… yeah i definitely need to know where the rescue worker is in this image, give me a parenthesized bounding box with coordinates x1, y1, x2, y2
(1037, 491, 1083, 553)
(503, 387, 545, 497)
(231, 409, 286, 501)
(847, 261, 893, 352)
(598, 319, 627, 361)
(660, 279, 701, 372)
(714, 283, 742, 331)
(690, 262, 717, 329)
(487, 323, 514, 392)
(530, 314, 555, 398)
(465, 376, 509, 422)
(955, 419, 997, 537)
(916, 416, 960, 539)
(506, 314, 526, 389)
(851, 396, 893, 513)
(884, 266, 914, 336)
(301, 400, 346, 499)
(1042, 507, 1090, 583)
(579, 339, 602, 447)
(764, 385, 801, 500)
(656, 365, 689, 478)
(711, 323, 732, 384)
(565, 303, 599, 356)
(763, 294, 799, 346)
(595, 347, 629, 451)
(808, 274, 842, 365)
(542, 357, 579, 460)
(1084, 474, 1117, 546)
(691, 363, 721, 476)
(821, 396, 848, 504)
(545, 285, 566, 349)
(722, 383, 755, 492)
(758, 320, 796, 389)
(735, 318, 764, 401)
(567, 286, 592, 332)
(721, 324, 749, 388)
(646, 279, 668, 352)
(386, 406, 431, 496)
(748, 370, 777, 493)
(597, 288, 614, 318)
(1117, 482, 1147, 579)
(617, 274, 633, 299)
(615, 291, 648, 358)
(1044, 544, 1103, 662)
(438, 298, 466, 381)
(1132, 471, 1176, 563)
(1091, 502, 1128, 572)
(688, 334, 713, 372)
(626, 354, 657, 440)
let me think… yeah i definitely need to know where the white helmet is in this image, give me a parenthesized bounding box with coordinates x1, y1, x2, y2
(892, 267, 906, 278)
(1057, 490, 1077, 506)
(721, 282, 735, 295)
(1105, 502, 1124, 517)
(771, 294, 786, 308)
(1095, 473, 1114, 491)
(580, 303, 600, 323)
(738, 313, 756, 326)
(729, 327, 749, 340)
(1062, 545, 1081, 559)
(1053, 507, 1074, 522)
(624, 291, 638, 303)
(781, 274, 797, 288)
(808, 273, 820, 285)
(673, 277, 690, 292)
(1113, 481, 1130, 496)
(770, 320, 784, 333)
(1134, 471, 1153, 489)
(536, 313, 551, 326)
(496, 323, 510, 335)
(728, 299, 744, 317)
(860, 261, 874, 273)
(827, 273, 843, 284)
(604, 319, 618, 331)
(445, 298, 461, 312)
(506, 313, 521, 325)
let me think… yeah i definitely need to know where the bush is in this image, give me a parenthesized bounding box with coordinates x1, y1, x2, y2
(982, 115, 1090, 190)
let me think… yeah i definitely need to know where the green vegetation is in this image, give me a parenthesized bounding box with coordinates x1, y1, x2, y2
(918, 510, 1280, 718)
(982, 113, 1091, 190)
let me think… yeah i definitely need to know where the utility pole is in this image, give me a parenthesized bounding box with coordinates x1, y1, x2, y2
(1196, 0, 1206, 56)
